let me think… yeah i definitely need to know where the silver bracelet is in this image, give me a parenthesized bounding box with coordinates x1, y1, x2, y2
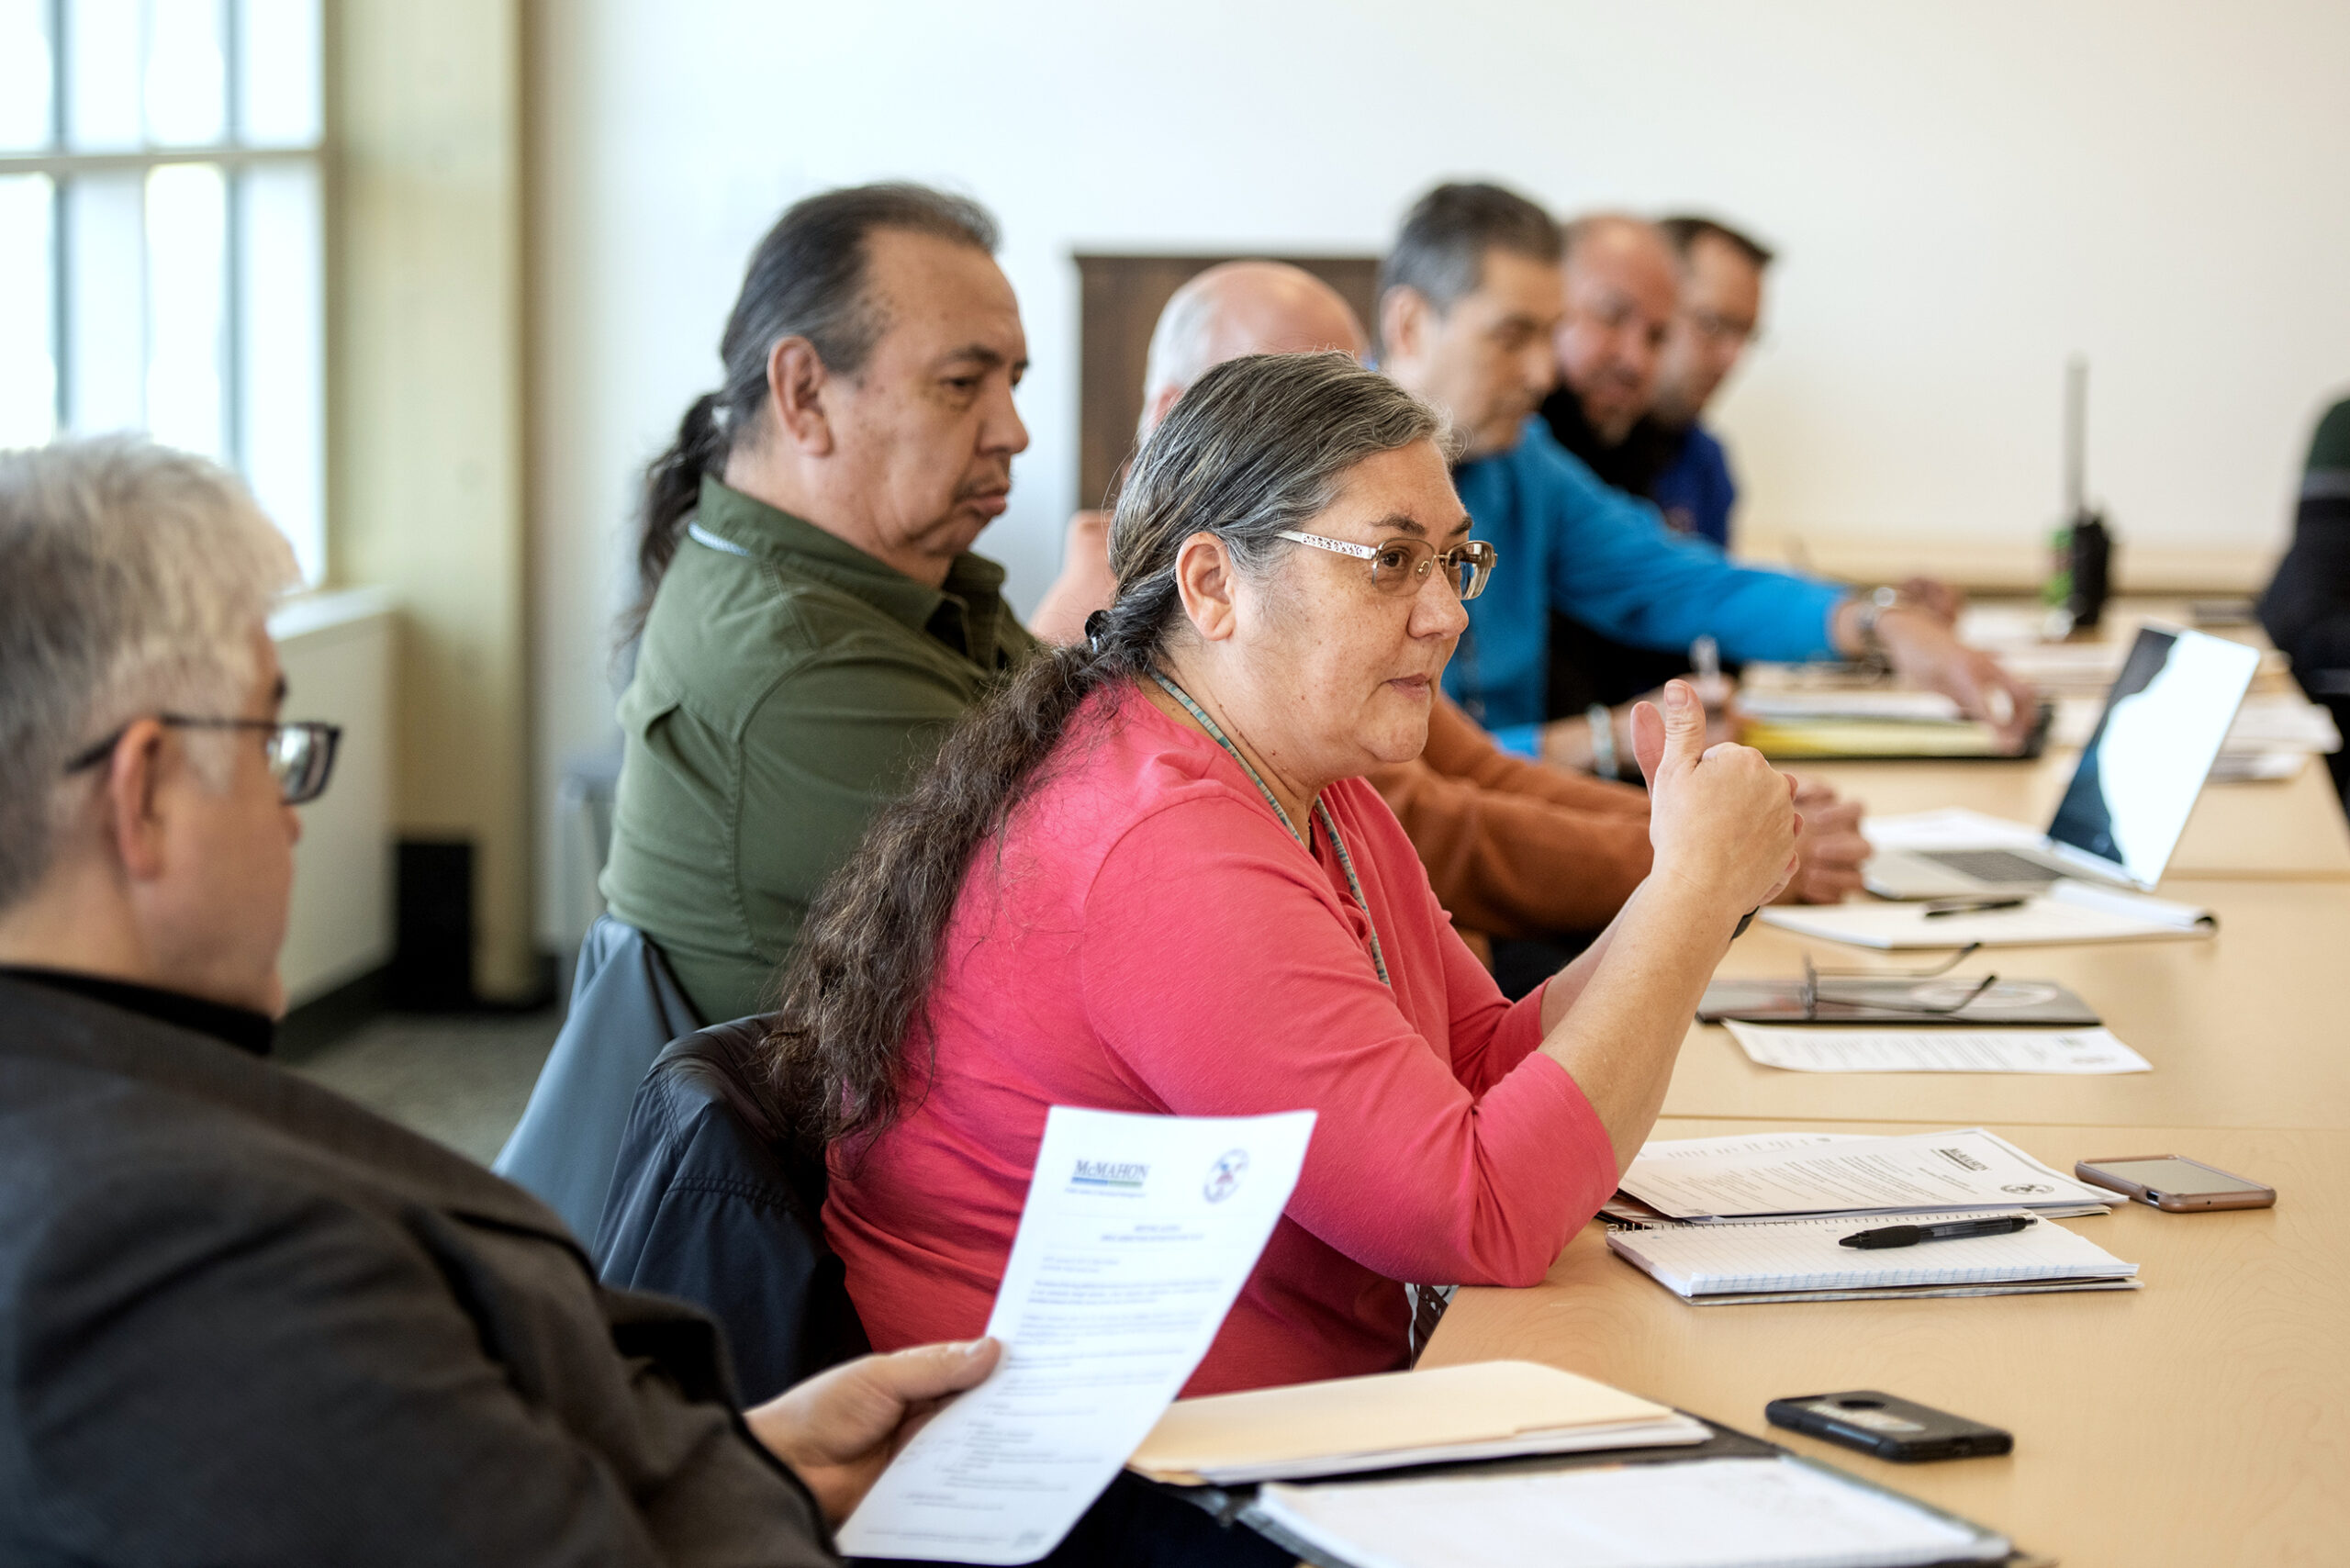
(1851, 585, 1901, 673)
(1586, 702, 1619, 779)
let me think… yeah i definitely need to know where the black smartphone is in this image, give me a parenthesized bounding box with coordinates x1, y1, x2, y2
(1765, 1391, 2012, 1462)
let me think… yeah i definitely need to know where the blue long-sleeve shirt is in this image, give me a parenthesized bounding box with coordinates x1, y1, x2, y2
(1446, 418, 1843, 748)
(1650, 422, 1739, 549)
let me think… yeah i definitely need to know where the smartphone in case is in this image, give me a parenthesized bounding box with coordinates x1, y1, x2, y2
(2075, 1154, 2276, 1213)
(1765, 1391, 2013, 1462)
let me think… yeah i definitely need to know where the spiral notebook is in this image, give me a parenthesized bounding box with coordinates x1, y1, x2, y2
(1607, 1209, 2140, 1305)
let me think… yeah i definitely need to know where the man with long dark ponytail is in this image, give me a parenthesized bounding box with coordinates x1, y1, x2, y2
(600, 184, 1040, 1025)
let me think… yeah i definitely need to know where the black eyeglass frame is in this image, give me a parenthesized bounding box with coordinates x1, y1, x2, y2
(1797, 945, 1998, 1021)
(65, 716, 344, 806)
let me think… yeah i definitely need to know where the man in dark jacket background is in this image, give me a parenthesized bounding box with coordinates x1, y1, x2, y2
(2262, 395, 2350, 809)
(0, 436, 995, 1565)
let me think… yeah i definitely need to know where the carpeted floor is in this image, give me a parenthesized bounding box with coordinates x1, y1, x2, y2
(291, 1008, 560, 1166)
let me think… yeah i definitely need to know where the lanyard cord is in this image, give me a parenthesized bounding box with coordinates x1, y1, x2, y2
(1148, 671, 1391, 988)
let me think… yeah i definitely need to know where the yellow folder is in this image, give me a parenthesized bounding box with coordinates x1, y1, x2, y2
(1126, 1360, 1705, 1485)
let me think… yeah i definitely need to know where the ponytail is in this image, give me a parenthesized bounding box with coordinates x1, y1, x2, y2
(621, 393, 727, 648)
(763, 590, 1168, 1152)
(616, 183, 1003, 654)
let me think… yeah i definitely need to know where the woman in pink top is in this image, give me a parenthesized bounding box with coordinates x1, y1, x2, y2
(768, 353, 1798, 1395)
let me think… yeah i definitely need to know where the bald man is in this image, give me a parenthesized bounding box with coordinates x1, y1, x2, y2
(1033, 261, 1868, 987)
(1029, 263, 1363, 643)
(1539, 215, 1682, 479)
(1531, 215, 1722, 710)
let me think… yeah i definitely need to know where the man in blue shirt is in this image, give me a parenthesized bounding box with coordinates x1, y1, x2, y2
(1374, 183, 2033, 760)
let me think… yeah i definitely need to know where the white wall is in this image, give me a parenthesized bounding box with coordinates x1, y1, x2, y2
(528, 0, 2350, 941)
(273, 588, 395, 1005)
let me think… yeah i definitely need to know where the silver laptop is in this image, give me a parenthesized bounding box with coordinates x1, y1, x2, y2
(1865, 625, 2261, 899)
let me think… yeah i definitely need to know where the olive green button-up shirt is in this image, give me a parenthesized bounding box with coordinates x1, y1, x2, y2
(599, 477, 1039, 1024)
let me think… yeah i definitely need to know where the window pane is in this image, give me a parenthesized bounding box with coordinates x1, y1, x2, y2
(238, 162, 322, 579)
(145, 0, 227, 146)
(68, 0, 143, 151)
(0, 0, 53, 151)
(0, 175, 58, 448)
(144, 162, 226, 458)
(65, 172, 146, 432)
(236, 0, 319, 148)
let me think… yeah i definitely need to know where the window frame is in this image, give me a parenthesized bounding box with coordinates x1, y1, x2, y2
(1, 0, 329, 579)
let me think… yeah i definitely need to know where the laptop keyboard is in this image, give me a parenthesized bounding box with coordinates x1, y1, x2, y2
(1915, 849, 2066, 884)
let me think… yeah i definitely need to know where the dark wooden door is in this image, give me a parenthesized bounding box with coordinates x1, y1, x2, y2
(1073, 253, 1381, 510)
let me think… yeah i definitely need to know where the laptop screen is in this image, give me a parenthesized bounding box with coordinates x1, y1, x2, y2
(2045, 626, 2262, 886)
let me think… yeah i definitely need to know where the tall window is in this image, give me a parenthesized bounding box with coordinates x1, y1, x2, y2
(1, 0, 326, 581)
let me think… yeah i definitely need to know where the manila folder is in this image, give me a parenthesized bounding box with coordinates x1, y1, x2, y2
(1127, 1360, 1697, 1485)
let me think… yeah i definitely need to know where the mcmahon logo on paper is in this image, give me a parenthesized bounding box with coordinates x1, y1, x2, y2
(1203, 1148, 1249, 1203)
(1070, 1159, 1148, 1193)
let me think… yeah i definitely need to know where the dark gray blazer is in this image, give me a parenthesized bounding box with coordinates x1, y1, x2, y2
(0, 975, 836, 1567)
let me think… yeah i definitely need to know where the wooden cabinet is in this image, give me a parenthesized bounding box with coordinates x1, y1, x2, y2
(1074, 253, 1380, 509)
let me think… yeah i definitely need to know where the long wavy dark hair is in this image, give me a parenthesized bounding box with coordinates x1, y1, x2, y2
(761, 352, 1448, 1152)
(621, 182, 1000, 646)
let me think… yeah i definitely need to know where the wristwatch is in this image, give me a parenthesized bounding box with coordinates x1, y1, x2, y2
(1850, 585, 1904, 673)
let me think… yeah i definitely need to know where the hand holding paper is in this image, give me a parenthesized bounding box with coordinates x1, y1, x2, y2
(836, 1105, 1315, 1564)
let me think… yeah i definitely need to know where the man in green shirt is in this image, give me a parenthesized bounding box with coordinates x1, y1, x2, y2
(600, 185, 1040, 1024)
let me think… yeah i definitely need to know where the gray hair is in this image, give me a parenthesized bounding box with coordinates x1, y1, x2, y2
(1104, 350, 1456, 644)
(763, 351, 1451, 1148)
(1376, 182, 1561, 348)
(0, 436, 297, 911)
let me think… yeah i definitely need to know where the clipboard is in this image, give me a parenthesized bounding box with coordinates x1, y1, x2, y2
(1698, 976, 2102, 1026)
(1158, 1416, 2049, 1568)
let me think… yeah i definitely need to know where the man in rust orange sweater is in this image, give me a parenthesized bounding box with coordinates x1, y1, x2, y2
(1030, 260, 1867, 989)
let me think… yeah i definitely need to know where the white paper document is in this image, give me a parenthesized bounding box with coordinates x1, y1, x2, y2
(835, 1105, 1315, 1564)
(1634, 1128, 1870, 1160)
(1761, 879, 2215, 948)
(1251, 1455, 2009, 1568)
(1619, 1126, 2116, 1221)
(1725, 1022, 2152, 1075)
(1607, 1208, 2139, 1300)
(1738, 689, 1965, 722)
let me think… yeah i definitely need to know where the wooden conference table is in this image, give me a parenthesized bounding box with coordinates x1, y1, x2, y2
(1420, 1119, 2349, 1568)
(1422, 611, 2350, 1563)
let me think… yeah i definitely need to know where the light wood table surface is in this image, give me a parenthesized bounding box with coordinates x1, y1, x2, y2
(1421, 1117, 2349, 1568)
(1662, 877, 2350, 1132)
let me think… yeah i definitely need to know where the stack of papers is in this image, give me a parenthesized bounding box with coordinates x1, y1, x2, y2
(1249, 1454, 2012, 1568)
(1760, 879, 2215, 948)
(1608, 1208, 2140, 1305)
(1617, 1127, 2119, 1223)
(1723, 1022, 2152, 1074)
(2210, 693, 2342, 782)
(1605, 1129, 2140, 1306)
(1737, 690, 1966, 722)
(1128, 1361, 1707, 1484)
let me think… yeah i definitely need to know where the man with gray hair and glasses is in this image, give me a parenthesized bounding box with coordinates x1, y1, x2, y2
(0, 436, 1004, 1563)
(1377, 181, 2035, 767)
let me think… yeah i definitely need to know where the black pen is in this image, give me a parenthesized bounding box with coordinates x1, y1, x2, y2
(1840, 1215, 2037, 1249)
(1923, 898, 2028, 919)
